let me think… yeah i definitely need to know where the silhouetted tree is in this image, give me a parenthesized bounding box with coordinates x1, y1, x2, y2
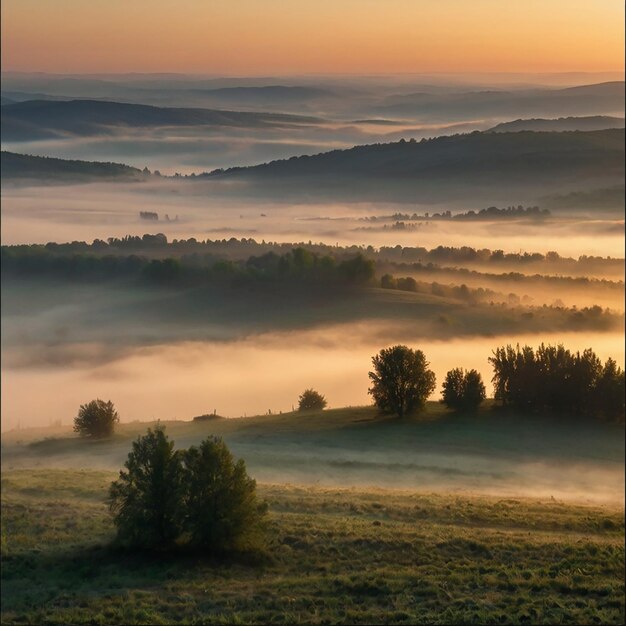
(368, 345, 436, 417)
(441, 368, 486, 411)
(298, 389, 328, 411)
(181, 436, 268, 552)
(594, 358, 626, 421)
(109, 427, 183, 549)
(73, 399, 119, 438)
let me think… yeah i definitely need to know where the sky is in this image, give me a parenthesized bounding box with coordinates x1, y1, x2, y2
(1, 0, 624, 75)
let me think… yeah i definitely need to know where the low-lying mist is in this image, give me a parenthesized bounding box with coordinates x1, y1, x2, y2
(2, 403, 623, 505)
(2, 320, 623, 431)
(2, 181, 624, 259)
(0, 120, 493, 176)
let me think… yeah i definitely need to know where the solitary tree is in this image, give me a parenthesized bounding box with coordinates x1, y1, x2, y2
(181, 436, 268, 552)
(298, 389, 328, 411)
(73, 399, 119, 438)
(109, 427, 183, 549)
(368, 345, 436, 417)
(441, 368, 486, 411)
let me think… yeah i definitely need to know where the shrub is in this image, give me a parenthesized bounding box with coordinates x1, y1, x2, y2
(441, 368, 486, 411)
(368, 345, 436, 417)
(73, 399, 119, 438)
(298, 389, 328, 411)
(181, 437, 268, 552)
(109, 429, 267, 552)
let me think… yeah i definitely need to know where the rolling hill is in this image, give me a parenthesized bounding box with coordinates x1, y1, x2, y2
(0, 151, 145, 182)
(1, 99, 323, 141)
(206, 128, 625, 202)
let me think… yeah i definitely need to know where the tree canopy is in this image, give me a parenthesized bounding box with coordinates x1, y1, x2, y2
(73, 399, 119, 438)
(181, 437, 267, 553)
(368, 345, 436, 417)
(109, 427, 183, 549)
(298, 389, 328, 411)
(441, 368, 486, 412)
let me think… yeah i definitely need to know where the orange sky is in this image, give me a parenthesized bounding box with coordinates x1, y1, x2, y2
(1, 0, 624, 75)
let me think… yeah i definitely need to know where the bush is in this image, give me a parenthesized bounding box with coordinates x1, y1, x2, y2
(298, 389, 328, 411)
(441, 368, 486, 411)
(73, 399, 119, 438)
(109, 429, 267, 552)
(368, 345, 436, 417)
(181, 437, 268, 552)
(108, 427, 183, 549)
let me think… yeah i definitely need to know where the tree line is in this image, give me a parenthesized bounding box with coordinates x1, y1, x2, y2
(3, 235, 620, 273)
(362, 205, 550, 222)
(489, 344, 624, 420)
(369, 343, 623, 421)
(1, 246, 375, 289)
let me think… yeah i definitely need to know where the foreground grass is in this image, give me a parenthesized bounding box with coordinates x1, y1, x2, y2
(2, 470, 624, 625)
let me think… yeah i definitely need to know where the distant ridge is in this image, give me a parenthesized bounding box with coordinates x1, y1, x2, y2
(1, 99, 323, 141)
(0, 151, 145, 182)
(487, 116, 625, 133)
(186, 85, 334, 100)
(205, 129, 625, 202)
(376, 81, 625, 121)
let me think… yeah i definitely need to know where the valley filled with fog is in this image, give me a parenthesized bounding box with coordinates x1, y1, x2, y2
(3, 3, 626, 623)
(1, 72, 624, 503)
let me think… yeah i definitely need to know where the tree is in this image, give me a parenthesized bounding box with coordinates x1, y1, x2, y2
(73, 399, 119, 438)
(109, 427, 183, 549)
(298, 389, 327, 411)
(181, 437, 268, 552)
(594, 358, 625, 421)
(441, 368, 486, 411)
(368, 345, 436, 417)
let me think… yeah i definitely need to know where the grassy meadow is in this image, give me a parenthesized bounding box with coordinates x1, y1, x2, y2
(1, 404, 625, 624)
(1, 468, 624, 625)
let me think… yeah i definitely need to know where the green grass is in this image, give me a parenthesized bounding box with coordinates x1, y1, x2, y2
(2, 469, 624, 625)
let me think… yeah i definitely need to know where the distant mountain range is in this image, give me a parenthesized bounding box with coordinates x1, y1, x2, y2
(184, 85, 336, 103)
(375, 82, 625, 122)
(0, 99, 322, 141)
(487, 116, 625, 133)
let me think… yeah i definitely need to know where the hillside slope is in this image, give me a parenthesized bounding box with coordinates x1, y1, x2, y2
(206, 129, 625, 201)
(0, 151, 145, 182)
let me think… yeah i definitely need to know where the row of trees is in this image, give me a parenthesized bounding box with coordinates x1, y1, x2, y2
(380, 273, 500, 303)
(2, 246, 375, 289)
(5, 236, 618, 272)
(74, 343, 622, 441)
(489, 344, 624, 419)
(367, 343, 623, 420)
